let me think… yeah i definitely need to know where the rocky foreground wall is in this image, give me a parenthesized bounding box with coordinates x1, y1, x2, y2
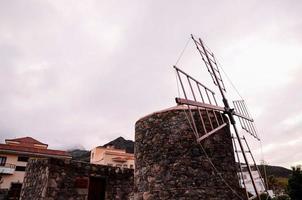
(20, 158, 133, 200)
(134, 107, 246, 200)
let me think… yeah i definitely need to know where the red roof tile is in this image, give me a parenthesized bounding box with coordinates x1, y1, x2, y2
(0, 143, 71, 158)
(5, 137, 47, 146)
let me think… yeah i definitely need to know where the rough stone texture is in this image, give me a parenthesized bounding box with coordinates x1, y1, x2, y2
(20, 158, 133, 200)
(134, 107, 246, 200)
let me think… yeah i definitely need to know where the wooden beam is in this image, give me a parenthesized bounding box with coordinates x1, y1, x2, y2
(175, 97, 254, 122)
(197, 123, 227, 142)
(233, 112, 254, 122)
(175, 98, 225, 112)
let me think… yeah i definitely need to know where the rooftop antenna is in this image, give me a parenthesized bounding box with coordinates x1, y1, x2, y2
(174, 34, 267, 200)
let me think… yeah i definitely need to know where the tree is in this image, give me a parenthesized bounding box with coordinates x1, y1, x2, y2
(288, 165, 302, 200)
(260, 193, 272, 200)
(273, 194, 290, 200)
(268, 175, 278, 191)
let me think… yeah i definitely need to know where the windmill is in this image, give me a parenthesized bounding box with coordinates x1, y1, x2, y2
(174, 35, 267, 200)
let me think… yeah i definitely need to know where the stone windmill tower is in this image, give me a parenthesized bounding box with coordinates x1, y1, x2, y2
(134, 35, 267, 200)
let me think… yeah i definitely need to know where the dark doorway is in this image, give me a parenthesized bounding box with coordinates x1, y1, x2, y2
(7, 183, 22, 200)
(88, 176, 106, 200)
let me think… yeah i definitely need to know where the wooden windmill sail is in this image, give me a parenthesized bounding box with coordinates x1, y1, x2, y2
(174, 35, 267, 200)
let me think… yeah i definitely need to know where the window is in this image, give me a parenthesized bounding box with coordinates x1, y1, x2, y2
(116, 164, 122, 168)
(0, 156, 7, 166)
(129, 164, 134, 169)
(17, 156, 29, 162)
(107, 163, 113, 166)
(123, 164, 128, 168)
(15, 166, 26, 171)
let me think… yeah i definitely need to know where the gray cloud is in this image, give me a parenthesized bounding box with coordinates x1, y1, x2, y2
(0, 0, 301, 168)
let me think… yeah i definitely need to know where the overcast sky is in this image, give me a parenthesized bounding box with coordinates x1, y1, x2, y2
(0, 0, 301, 168)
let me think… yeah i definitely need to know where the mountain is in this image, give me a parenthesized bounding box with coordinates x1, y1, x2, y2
(259, 165, 292, 178)
(102, 136, 134, 153)
(68, 149, 90, 162)
(68, 137, 134, 162)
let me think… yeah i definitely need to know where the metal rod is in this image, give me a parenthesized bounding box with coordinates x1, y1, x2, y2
(187, 76, 198, 101)
(196, 83, 211, 133)
(186, 82, 213, 132)
(194, 36, 261, 200)
(197, 108, 208, 135)
(174, 66, 215, 94)
(241, 101, 258, 137)
(205, 88, 212, 104)
(243, 136, 267, 191)
(239, 101, 253, 133)
(233, 111, 254, 122)
(197, 123, 227, 142)
(234, 101, 249, 132)
(233, 101, 245, 130)
(199, 38, 227, 102)
(196, 83, 205, 103)
(175, 67, 199, 137)
(213, 110, 220, 126)
(175, 69, 187, 99)
(214, 93, 225, 123)
(237, 101, 252, 133)
(232, 134, 249, 199)
(205, 89, 219, 126)
(187, 76, 207, 135)
(191, 36, 218, 87)
(240, 102, 257, 138)
(212, 53, 218, 65)
(187, 76, 196, 100)
(232, 124, 261, 199)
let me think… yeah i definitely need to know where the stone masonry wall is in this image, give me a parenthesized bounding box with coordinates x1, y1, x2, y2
(134, 107, 246, 200)
(20, 158, 133, 200)
(20, 158, 49, 199)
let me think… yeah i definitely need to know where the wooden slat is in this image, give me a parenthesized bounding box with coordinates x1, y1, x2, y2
(175, 98, 225, 112)
(197, 123, 227, 142)
(233, 112, 254, 122)
(173, 66, 215, 94)
(176, 98, 254, 122)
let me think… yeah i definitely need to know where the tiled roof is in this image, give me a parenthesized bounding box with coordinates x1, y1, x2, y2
(0, 143, 71, 158)
(5, 137, 47, 146)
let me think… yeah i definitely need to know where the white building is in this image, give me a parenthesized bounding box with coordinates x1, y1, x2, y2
(90, 145, 134, 169)
(0, 137, 71, 199)
(238, 168, 266, 196)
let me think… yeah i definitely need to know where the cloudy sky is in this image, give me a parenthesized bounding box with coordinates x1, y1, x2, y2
(0, 0, 301, 168)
